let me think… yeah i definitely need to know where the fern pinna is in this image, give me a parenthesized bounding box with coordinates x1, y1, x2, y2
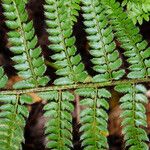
(2, 0, 50, 89)
(0, 0, 150, 149)
(115, 84, 149, 149)
(122, 0, 150, 25)
(75, 88, 111, 149)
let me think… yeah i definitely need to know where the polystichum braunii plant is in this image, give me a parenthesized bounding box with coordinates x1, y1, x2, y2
(0, 0, 150, 149)
(122, 0, 150, 24)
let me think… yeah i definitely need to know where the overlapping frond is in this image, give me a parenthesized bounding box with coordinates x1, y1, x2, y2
(115, 84, 149, 150)
(0, 94, 32, 150)
(38, 90, 74, 149)
(0, 67, 8, 88)
(101, 0, 150, 79)
(2, 0, 50, 89)
(82, 0, 125, 82)
(44, 0, 88, 85)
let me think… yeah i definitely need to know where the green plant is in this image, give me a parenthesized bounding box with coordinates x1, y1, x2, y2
(0, 0, 150, 150)
(122, 0, 150, 24)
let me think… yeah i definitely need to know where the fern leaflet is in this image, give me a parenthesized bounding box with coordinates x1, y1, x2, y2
(0, 67, 8, 89)
(0, 94, 32, 150)
(122, 0, 150, 24)
(44, 0, 88, 85)
(38, 91, 74, 149)
(115, 84, 149, 150)
(82, 0, 125, 82)
(64, 0, 81, 24)
(101, 0, 150, 79)
(2, 0, 50, 89)
(75, 88, 111, 150)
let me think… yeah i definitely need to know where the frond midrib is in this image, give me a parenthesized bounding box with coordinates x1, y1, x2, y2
(0, 78, 150, 95)
(89, 1, 113, 80)
(53, 1, 76, 80)
(12, 0, 39, 86)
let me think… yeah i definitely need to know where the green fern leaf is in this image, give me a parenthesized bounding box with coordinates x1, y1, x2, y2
(82, 0, 125, 83)
(115, 84, 149, 150)
(101, 0, 150, 79)
(75, 88, 110, 150)
(64, 0, 81, 24)
(2, 0, 50, 89)
(38, 90, 74, 149)
(0, 0, 150, 149)
(0, 94, 32, 150)
(0, 67, 8, 89)
(44, 0, 88, 85)
(122, 0, 150, 24)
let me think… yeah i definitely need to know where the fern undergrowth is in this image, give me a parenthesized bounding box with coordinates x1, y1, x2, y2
(0, 0, 150, 149)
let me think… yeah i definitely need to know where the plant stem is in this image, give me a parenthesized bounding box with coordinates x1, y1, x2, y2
(1, 78, 150, 95)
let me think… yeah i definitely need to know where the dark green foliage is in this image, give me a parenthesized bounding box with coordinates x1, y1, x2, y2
(0, 94, 32, 150)
(75, 88, 111, 150)
(82, 0, 125, 82)
(2, 0, 50, 89)
(115, 84, 149, 150)
(0, 0, 150, 149)
(0, 67, 8, 88)
(101, 0, 150, 79)
(44, 0, 88, 85)
(38, 91, 74, 149)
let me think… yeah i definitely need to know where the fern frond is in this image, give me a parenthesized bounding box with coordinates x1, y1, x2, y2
(122, 0, 145, 6)
(2, 0, 50, 89)
(75, 88, 111, 149)
(0, 94, 32, 150)
(38, 90, 74, 149)
(122, 0, 150, 24)
(115, 84, 149, 150)
(64, 0, 81, 24)
(0, 67, 8, 88)
(101, 0, 150, 79)
(44, 0, 88, 85)
(82, 0, 125, 83)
